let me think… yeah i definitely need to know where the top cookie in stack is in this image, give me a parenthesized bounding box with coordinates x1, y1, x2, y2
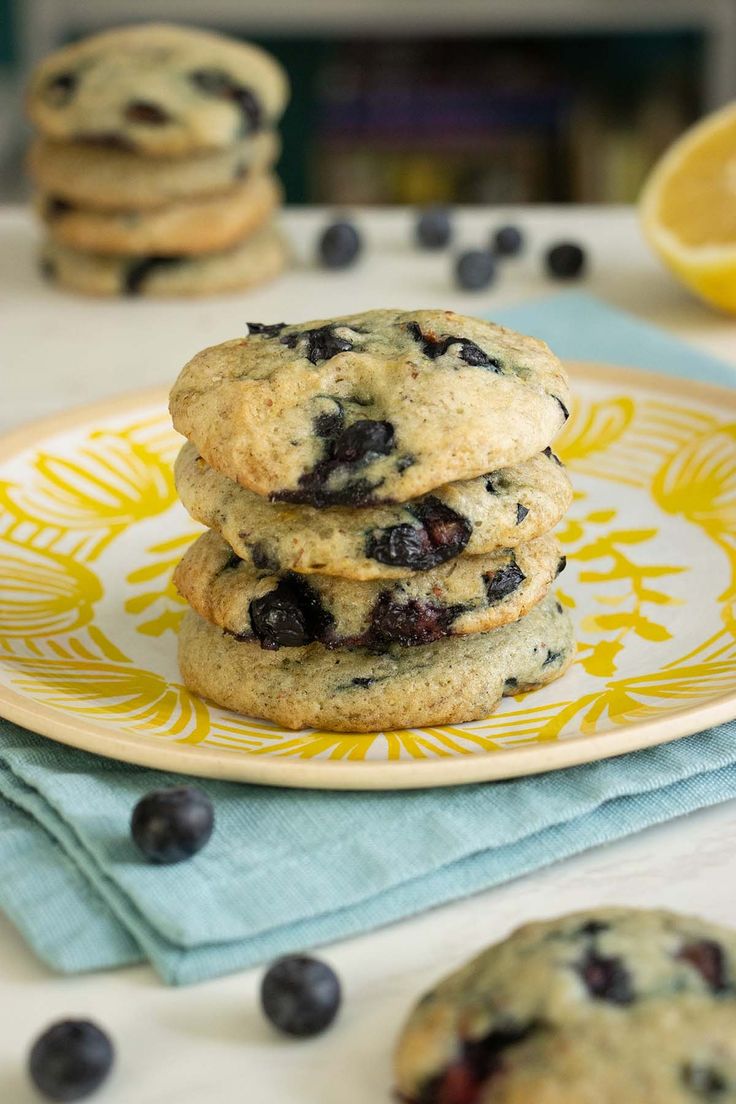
(170, 309, 575, 732)
(26, 23, 289, 297)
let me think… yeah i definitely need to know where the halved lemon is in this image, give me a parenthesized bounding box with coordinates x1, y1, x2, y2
(639, 101, 736, 313)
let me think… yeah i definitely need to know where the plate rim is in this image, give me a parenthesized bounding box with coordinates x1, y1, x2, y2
(1, 361, 735, 790)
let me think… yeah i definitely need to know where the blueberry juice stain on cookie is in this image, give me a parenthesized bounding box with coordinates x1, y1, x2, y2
(169, 308, 574, 731)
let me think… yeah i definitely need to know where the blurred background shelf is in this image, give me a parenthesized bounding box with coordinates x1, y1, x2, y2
(2, 0, 735, 204)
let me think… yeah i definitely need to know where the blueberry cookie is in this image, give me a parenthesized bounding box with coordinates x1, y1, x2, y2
(38, 172, 281, 256)
(177, 592, 574, 731)
(41, 222, 287, 297)
(27, 131, 279, 210)
(173, 529, 563, 649)
(169, 310, 571, 506)
(27, 23, 288, 157)
(394, 908, 736, 1104)
(175, 443, 572, 581)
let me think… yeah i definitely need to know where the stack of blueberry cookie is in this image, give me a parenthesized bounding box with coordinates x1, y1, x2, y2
(26, 24, 289, 297)
(169, 308, 575, 732)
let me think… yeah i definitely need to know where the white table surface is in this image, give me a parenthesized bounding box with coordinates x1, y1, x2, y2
(1, 205, 736, 1103)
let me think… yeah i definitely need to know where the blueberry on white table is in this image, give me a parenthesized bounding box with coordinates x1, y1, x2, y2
(491, 225, 524, 256)
(131, 785, 214, 864)
(546, 241, 587, 279)
(416, 206, 453, 249)
(260, 955, 341, 1037)
(318, 221, 362, 269)
(455, 249, 496, 291)
(29, 1020, 114, 1101)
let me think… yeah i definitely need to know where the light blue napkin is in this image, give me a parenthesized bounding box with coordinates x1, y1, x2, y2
(0, 292, 734, 985)
(498, 290, 736, 387)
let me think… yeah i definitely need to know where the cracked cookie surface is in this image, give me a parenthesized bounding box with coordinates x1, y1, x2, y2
(27, 23, 288, 157)
(395, 908, 736, 1104)
(169, 309, 571, 505)
(173, 529, 563, 649)
(175, 443, 572, 580)
(177, 592, 574, 731)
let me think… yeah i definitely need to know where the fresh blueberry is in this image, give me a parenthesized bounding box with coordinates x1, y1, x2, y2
(29, 1020, 114, 1101)
(455, 250, 496, 291)
(492, 225, 524, 256)
(545, 241, 586, 280)
(416, 206, 452, 249)
(131, 786, 214, 864)
(318, 221, 361, 269)
(260, 955, 341, 1037)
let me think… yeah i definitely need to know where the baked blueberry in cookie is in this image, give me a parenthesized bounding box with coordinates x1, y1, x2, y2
(248, 574, 334, 650)
(366, 498, 472, 572)
(484, 559, 525, 603)
(125, 255, 184, 295)
(44, 71, 78, 106)
(280, 324, 358, 365)
(246, 321, 286, 338)
(406, 321, 501, 370)
(169, 309, 571, 505)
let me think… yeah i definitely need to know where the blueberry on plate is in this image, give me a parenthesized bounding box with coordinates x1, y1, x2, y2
(261, 954, 341, 1037)
(318, 221, 361, 269)
(131, 785, 214, 864)
(455, 249, 496, 291)
(545, 241, 586, 280)
(492, 224, 524, 257)
(416, 206, 452, 249)
(29, 1020, 114, 1101)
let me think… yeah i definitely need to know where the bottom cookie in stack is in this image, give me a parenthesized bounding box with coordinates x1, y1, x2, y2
(40, 223, 288, 298)
(178, 594, 574, 732)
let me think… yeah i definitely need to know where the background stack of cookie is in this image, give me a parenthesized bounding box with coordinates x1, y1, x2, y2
(169, 309, 576, 733)
(25, 23, 289, 297)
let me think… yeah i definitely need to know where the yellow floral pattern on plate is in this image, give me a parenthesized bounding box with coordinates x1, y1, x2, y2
(0, 365, 735, 787)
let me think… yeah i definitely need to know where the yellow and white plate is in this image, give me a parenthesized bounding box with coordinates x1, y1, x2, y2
(1, 362, 735, 789)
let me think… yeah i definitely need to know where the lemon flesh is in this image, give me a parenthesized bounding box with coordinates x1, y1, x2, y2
(640, 102, 736, 312)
